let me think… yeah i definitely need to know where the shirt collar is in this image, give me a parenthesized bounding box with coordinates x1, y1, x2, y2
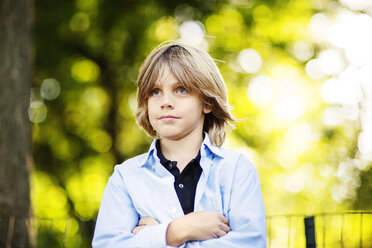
(138, 132, 224, 167)
(155, 140, 171, 165)
(137, 139, 157, 167)
(156, 140, 177, 169)
(156, 139, 201, 168)
(200, 132, 224, 159)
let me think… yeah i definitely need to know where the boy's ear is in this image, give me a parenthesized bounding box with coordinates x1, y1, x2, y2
(203, 106, 212, 114)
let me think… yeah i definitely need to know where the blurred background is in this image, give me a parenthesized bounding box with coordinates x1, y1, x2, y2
(5, 0, 372, 246)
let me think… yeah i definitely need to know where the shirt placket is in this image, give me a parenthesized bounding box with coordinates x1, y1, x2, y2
(154, 160, 184, 218)
(193, 156, 212, 212)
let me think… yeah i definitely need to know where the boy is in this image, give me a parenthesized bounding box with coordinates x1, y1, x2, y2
(92, 42, 267, 247)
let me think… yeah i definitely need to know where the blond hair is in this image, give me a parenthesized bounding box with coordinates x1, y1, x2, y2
(136, 42, 235, 147)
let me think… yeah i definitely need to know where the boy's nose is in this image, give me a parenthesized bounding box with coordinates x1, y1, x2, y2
(160, 93, 174, 109)
(161, 100, 174, 109)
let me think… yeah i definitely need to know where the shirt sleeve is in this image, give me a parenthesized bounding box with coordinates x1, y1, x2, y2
(92, 166, 174, 248)
(187, 154, 267, 248)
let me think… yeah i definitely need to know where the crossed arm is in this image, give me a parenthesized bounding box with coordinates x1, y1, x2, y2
(132, 211, 230, 247)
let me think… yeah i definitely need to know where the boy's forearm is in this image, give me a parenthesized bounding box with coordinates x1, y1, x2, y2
(165, 211, 230, 246)
(166, 218, 189, 247)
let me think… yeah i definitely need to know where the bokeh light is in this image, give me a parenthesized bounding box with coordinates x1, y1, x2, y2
(309, 13, 331, 43)
(31, 171, 69, 218)
(329, 11, 372, 66)
(323, 106, 345, 126)
(66, 154, 113, 220)
(69, 12, 90, 32)
(88, 129, 112, 153)
(152, 16, 178, 42)
(178, 21, 206, 47)
(292, 40, 314, 62)
(246, 75, 274, 105)
(28, 101, 48, 124)
(238, 48, 262, 73)
(71, 58, 100, 83)
(274, 81, 307, 121)
(40, 78, 61, 100)
(317, 48, 345, 75)
(358, 130, 372, 155)
(252, 4, 272, 23)
(305, 59, 326, 80)
(322, 75, 362, 105)
(340, 0, 372, 12)
(82, 87, 110, 117)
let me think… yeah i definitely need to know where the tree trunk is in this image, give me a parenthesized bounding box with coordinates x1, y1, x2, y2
(0, 0, 33, 247)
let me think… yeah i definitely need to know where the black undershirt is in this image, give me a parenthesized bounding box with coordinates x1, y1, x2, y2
(156, 141, 202, 215)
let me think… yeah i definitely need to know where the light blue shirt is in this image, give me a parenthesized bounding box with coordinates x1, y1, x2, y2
(92, 134, 267, 247)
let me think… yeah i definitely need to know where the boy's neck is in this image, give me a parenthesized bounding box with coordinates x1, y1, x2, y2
(159, 132, 204, 171)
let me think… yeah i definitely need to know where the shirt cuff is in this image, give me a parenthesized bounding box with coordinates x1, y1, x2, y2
(153, 220, 186, 248)
(146, 221, 173, 248)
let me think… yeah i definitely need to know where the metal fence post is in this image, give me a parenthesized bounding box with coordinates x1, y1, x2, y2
(305, 216, 316, 248)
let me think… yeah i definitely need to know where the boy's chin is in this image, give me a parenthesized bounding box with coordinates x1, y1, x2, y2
(157, 133, 183, 141)
(157, 131, 203, 142)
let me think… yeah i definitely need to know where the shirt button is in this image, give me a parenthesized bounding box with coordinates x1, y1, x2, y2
(178, 184, 184, 188)
(171, 207, 177, 213)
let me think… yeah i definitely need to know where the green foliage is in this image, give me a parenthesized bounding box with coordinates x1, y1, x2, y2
(31, 0, 372, 244)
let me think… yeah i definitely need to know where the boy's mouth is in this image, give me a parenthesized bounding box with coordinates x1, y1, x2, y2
(159, 115, 178, 121)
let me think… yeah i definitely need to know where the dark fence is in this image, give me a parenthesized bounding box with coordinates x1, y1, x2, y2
(1, 212, 372, 247)
(267, 212, 372, 248)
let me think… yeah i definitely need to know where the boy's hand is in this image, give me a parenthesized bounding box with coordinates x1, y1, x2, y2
(166, 211, 230, 247)
(132, 217, 160, 234)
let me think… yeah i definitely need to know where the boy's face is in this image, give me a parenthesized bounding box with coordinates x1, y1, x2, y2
(147, 65, 211, 142)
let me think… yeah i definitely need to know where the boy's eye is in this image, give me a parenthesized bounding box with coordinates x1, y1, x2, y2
(151, 88, 161, 96)
(177, 87, 187, 94)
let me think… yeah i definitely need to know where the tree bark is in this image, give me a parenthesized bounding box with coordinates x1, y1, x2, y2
(0, 0, 33, 247)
